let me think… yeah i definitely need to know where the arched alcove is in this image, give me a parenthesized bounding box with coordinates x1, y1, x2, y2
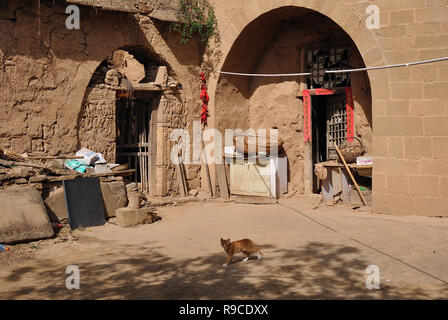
(76, 46, 184, 195)
(215, 6, 372, 195)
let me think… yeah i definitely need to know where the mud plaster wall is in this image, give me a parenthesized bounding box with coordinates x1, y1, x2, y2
(0, 0, 203, 194)
(78, 86, 117, 162)
(158, 92, 201, 195)
(249, 24, 372, 195)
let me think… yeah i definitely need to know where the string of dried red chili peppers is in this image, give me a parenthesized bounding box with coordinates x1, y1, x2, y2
(200, 72, 209, 126)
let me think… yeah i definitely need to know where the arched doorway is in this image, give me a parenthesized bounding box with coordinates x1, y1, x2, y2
(215, 6, 372, 199)
(77, 46, 183, 196)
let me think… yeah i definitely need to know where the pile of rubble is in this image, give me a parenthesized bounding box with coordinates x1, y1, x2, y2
(0, 146, 135, 190)
(0, 145, 161, 247)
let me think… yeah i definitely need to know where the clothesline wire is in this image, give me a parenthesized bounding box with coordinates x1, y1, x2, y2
(217, 56, 448, 77)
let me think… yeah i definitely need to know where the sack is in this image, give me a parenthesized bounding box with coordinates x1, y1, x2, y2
(75, 148, 107, 166)
(64, 159, 91, 173)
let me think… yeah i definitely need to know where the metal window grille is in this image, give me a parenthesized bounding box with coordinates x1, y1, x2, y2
(327, 95, 347, 160)
(306, 47, 351, 89)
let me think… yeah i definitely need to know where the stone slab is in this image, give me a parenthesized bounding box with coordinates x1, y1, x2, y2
(44, 187, 69, 223)
(115, 207, 157, 227)
(100, 180, 128, 218)
(0, 187, 54, 244)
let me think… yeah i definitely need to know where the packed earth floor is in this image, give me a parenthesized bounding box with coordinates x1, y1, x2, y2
(1, 199, 447, 299)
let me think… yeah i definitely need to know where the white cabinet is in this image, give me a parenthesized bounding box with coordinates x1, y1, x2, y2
(229, 157, 287, 198)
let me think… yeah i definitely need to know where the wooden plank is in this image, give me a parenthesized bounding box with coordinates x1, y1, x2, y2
(132, 83, 165, 92)
(0, 159, 77, 176)
(331, 168, 342, 196)
(138, 104, 145, 193)
(150, 105, 157, 196)
(235, 195, 277, 205)
(146, 101, 152, 194)
(300, 48, 314, 194)
(86, 169, 136, 178)
(0, 145, 26, 161)
(180, 160, 189, 196)
(217, 162, 230, 198)
(175, 163, 187, 197)
(201, 139, 213, 197)
(27, 155, 83, 160)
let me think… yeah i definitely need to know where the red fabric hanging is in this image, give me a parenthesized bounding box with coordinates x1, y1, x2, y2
(345, 87, 355, 142)
(200, 72, 209, 126)
(303, 90, 312, 143)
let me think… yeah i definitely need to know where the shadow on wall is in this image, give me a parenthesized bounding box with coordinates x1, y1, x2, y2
(1, 241, 444, 299)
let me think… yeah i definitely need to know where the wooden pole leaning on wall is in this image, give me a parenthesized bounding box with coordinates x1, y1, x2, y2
(299, 47, 314, 194)
(201, 139, 214, 197)
(217, 156, 230, 199)
(334, 142, 367, 206)
(200, 122, 213, 197)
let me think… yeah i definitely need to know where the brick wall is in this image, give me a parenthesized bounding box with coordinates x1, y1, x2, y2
(371, 0, 448, 216)
(208, 0, 448, 216)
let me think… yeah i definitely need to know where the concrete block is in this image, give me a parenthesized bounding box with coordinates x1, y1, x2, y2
(389, 137, 404, 159)
(390, 83, 423, 100)
(375, 117, 423, 136)
(44, 187, 69, 223)
(423, 117, 448, 136)
(372, 193, 414, 216)
(441, 177, 448, 199)
(410, 176, 441, 197)
(385, 100, 409, 116)
(115, 207, 157, 227)
(439, 64, 448, 81)
(433, 137, 448, 159)
(414, 7, 448, 23)
(424, 83, 448, 99)
(0, 187, 54, 244)
(372, 136, 388, 157)
(409, 100, 445, 116)
(100, 180, 128, 218)
(414, 198, 448, 216)
(403, 137, 432, 159)
(387, 175, 410, 195)
(419, 159, 448, 175)
(373, 174, 387, 194)
(389, 10, 414, 25)
(407, 22, 441, 35)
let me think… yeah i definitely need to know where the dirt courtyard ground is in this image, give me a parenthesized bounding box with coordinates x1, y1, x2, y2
(1, 198, 448, 299)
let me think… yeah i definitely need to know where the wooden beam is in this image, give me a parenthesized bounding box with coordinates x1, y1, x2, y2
(27, 155, 83, 160)
(217, 161, 230, 198)
(235, 195, 277, 205)
(299, 47, 314, 195)
(131, 83, 165, 92)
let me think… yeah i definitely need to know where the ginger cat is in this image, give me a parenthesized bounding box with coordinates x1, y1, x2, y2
(220, 238, 263, 267)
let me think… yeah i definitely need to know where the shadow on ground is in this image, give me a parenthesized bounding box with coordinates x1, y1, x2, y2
(1, 241, 446, 299)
